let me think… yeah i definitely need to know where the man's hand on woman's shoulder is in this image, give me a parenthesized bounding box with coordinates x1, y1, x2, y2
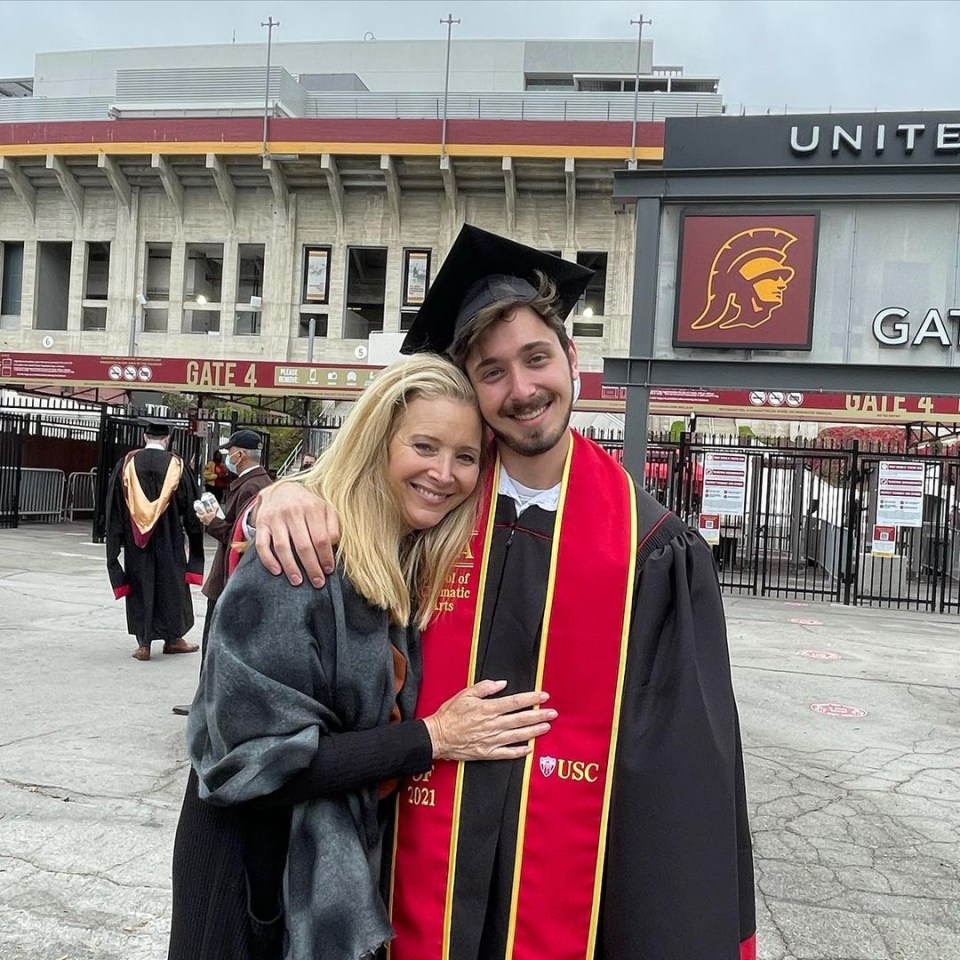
(253, 482, 341, 587)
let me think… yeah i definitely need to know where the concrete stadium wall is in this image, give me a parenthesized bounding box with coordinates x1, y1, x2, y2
(0, 183, 634, 372)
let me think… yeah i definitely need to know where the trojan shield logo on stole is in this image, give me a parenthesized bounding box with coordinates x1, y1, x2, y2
(539, 756, 557, 778)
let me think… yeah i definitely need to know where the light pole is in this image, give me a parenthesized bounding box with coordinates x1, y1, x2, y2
(261, 16, 280, 156)
(440, 13, 461, 156)
(630, 13, 652, 166)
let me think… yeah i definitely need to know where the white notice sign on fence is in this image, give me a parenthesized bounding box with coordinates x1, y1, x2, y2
(702, 452, 748, 517)
(876, 460, 925, 528)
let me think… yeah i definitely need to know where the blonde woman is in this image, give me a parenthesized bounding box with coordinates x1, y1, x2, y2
(168, 355, 554, 960)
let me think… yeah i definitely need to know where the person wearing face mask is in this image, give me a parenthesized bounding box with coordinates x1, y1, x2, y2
(169, 431, 273, 717)
(195, 430, 273, 655)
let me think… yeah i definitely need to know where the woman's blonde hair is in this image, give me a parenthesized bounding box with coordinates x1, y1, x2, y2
(300, 354, 484, 629)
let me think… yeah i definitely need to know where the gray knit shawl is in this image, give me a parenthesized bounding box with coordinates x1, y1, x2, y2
(187, 548, 421, 960)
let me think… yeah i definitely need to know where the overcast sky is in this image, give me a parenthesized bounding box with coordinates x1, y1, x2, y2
(1, 0, 958, 114)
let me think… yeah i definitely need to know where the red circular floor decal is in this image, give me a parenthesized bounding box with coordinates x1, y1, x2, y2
(811, 703, 867, 718)
(790, 617, 824, 626)
(799, 650, 841, 660)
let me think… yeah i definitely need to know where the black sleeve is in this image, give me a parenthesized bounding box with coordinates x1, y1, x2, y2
(177, 463, 205, 579)
(251, 718, 433, 808)
(104, 459, 127, 591)
(198, 551, 433, 809)
(603, 526, 755, 958)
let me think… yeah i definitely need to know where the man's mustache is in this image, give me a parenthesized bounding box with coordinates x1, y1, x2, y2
(499, 392, 553, 419)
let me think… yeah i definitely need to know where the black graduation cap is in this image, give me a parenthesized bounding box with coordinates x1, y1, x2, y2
(140, 417, 170, 438)
(400, 224, 594, 356)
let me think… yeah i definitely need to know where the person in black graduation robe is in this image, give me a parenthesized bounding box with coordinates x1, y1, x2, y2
(250, 223, 756, 958)
(251, 474, 755, 959)
(442, 485, 755, 960)
(105, 428, 205, 658)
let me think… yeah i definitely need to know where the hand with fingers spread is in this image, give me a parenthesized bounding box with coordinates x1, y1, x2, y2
(422, 679, 556, 762)
(252, 481, 341, 587)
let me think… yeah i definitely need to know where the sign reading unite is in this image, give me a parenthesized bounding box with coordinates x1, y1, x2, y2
(673, 214, 819, 350)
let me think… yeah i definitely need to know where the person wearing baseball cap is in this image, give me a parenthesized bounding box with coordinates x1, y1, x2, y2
(195, 428, 272, 660)
(170, 429, 271, 719)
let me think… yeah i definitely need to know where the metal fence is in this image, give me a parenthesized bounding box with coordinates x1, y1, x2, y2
(1, 407, 318, 533)
(585, 429, 960, 616)
(5, 408, 958, 616)
(0, 413, 26, 528)
(91, 410, 318, 542)
(18, 469, 66, 522)
(855, 452, 959, 614)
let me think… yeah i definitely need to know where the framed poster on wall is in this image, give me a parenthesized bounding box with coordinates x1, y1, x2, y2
(403, 248, 432, 307)
(302, 246, 331, 304)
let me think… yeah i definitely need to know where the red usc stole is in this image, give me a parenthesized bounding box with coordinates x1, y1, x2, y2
(389, 431, 637, 960)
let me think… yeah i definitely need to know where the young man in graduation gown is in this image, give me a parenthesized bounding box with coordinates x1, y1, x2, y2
(252, 226, 757, 960)
(105, 420, 205, 661)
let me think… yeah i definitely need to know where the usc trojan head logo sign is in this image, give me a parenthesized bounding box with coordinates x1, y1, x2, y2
(692, 227, 797, 330)
(674, 214, 819, 350)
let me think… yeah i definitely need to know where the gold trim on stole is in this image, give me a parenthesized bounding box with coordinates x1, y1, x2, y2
(388, 445, 637, 960)
(122, 452, 183, 535)
(586, 474, 638, 957)
(442, 457, 500, 959)
(386, 459, 502, 960)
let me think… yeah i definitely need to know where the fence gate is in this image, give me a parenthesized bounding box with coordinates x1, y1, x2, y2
(0, 412, 27, 529)
(678, 438, 860, 606)
(854, 452, 960, 614)
(91, 411, 303, 543)
(587, 429, 960, 616)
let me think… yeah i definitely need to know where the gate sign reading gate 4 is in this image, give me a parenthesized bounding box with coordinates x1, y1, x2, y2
(702, 452, 748, 516)
(876, 461, 925, 528)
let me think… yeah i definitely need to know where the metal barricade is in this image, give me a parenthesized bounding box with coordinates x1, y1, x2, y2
(63, 470, 97, 521)
(18, 468, 66, 522)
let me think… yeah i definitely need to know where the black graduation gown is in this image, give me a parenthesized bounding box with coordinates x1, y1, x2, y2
(448, 486, 755, 960)
(105, 448, 205, 641)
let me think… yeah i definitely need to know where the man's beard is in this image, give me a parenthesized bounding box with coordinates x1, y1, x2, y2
(491, 390, 573, 458)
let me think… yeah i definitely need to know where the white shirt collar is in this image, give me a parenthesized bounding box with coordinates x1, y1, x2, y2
(144, 441, 166, 450)
(498, 467, 561, 516)
(238, 464, 259, 478)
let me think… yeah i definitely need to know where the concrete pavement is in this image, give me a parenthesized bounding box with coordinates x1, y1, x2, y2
(0, 522, 958, 959)
(728, 594, 960, 960)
